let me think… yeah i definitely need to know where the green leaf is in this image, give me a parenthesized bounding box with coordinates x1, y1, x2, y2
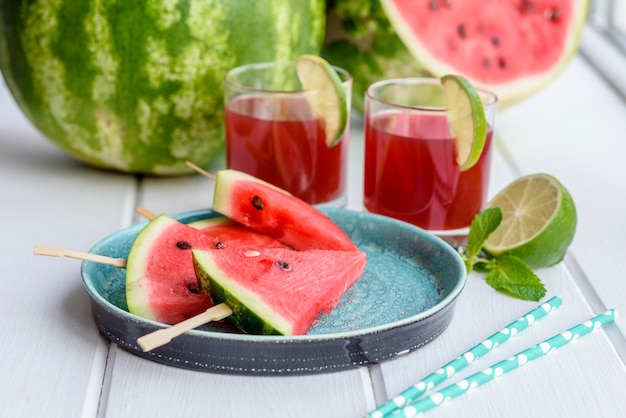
(485, 255, 546, 301)
(466, 207, 502, 258)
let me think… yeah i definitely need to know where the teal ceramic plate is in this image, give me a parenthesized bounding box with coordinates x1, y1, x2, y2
(81, 208, 466, 375)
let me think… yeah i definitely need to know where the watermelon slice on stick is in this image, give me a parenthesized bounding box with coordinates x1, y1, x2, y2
(125, 213, 287, 325)
(212, 169, 359, 252)
(137, 244, 367, 350)
(34, 213, 286, 326)
(192, 246, 367, 336)
(125, 215, 220, 324)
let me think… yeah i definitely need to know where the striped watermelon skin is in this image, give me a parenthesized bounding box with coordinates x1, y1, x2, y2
(0, 0, 325, 175)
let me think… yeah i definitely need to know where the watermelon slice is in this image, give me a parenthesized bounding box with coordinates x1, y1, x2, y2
(125, 214, 284, 324)
(192, 247, 367, 335)
(212, 169, 359, 252)
(380, 0, 589, 107)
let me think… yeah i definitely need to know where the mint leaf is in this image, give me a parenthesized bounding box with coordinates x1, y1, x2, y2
(461, 207, 548, 302)
(485, 255, 546, 301)
(466, 207, 502, 258)
(462, 207, 502, 273)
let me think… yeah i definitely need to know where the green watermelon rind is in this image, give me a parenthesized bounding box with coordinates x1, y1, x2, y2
(125, 215, 175, 321)
(215, 169, 291, 202)
(193, 249, 288, 335)
(380, 0, 591, 108)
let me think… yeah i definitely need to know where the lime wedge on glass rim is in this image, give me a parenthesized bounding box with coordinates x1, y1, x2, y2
(295, 55, 348, 147)
(441, 74, 487, 171)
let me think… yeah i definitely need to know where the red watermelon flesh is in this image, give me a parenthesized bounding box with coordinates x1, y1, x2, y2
(212, 169, 359, 252)
(381, 0, 589, 107)
(192, 247, 367, 335)
(126, 214, 285, 324)
(189, 216, 286, 249)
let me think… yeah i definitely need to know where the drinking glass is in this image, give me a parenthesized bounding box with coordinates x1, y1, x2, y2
(224, 61, 352, 207)
(363, 78, 498, 233)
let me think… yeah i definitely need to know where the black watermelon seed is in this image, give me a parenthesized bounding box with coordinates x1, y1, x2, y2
(251, 195, 264, 210)
(176, 241, 192, 250)
(276, 260, 291, 271)
(457, 24, 467, 38)
(187, 282, 201, 294)
(545, 8, 560, 21)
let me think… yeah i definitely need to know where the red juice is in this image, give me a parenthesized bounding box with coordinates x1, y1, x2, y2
(225, 95, 347, 205)
(364, 111, 493, 231)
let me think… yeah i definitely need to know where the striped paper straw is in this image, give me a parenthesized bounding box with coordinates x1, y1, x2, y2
(368, 296, 562, 418)
(393, 309, 618, 418)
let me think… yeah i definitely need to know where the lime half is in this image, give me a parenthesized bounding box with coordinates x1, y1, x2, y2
(484, 173, 577, 268)
(441, 75, 487, 171)
(295, 55, 348, 147)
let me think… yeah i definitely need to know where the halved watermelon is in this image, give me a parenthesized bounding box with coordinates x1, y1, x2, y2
(380, 0, 589, 107)
(126, 214, 284, 324)
(212, 169, 359, 252)
(192, 247, 367, 335)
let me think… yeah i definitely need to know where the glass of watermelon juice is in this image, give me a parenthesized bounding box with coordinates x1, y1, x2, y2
(224, 61, 352, 207)
(363, 78, 498, 233)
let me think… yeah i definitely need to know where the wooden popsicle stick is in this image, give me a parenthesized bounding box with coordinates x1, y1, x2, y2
(33, 245, 127, 268)
(137, 303, 233, 352)
(185, 161, 216, 180)
(136, 206, 158, 220)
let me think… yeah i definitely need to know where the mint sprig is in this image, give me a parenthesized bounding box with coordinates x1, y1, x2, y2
(461, 208, 546, 302)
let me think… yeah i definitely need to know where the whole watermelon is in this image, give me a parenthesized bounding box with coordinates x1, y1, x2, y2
(0, 1, 325, 175)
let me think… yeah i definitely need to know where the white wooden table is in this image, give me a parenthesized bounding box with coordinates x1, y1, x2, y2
(2, 27, 626, 418)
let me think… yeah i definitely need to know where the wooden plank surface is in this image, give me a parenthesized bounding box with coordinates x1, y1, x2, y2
(2, 39, 626, 418)
(0, 79, 134, 417)
(104, 348, 374, 417)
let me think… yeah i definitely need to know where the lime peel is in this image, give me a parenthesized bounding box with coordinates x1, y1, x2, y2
(483, 173, 577, 269)
(295, 54, 348, 147)
(441, 74, 487, 171)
